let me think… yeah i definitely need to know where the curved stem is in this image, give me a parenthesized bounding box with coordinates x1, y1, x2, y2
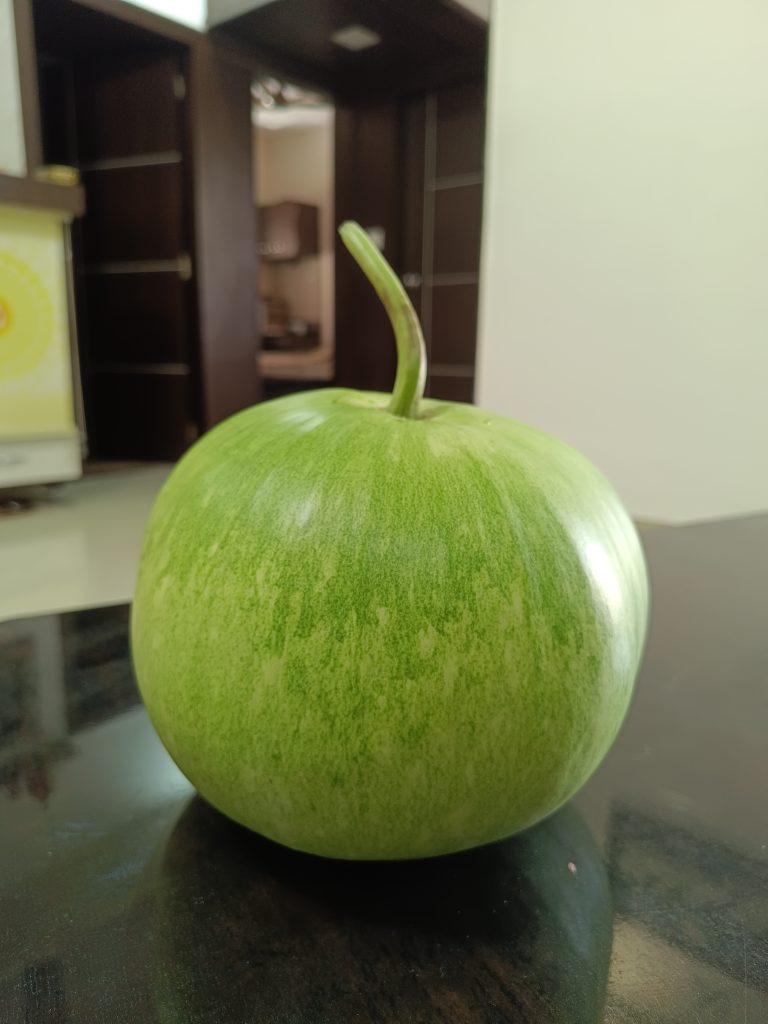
(339, 221, 427, 419)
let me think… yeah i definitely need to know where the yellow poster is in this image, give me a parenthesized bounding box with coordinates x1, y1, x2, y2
(0, 205, 76, 438)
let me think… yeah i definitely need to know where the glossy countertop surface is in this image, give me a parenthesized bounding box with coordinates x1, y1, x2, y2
(1, 514, 767, 1023)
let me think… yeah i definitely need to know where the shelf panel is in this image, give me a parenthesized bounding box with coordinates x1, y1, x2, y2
(258, 346, 334, 382)
(0, 173, 85, 217)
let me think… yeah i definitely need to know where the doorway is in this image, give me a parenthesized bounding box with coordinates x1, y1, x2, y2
(252, 78, 336, 400)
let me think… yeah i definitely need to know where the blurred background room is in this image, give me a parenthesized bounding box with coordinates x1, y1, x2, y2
(1, 0, 491, 621)
(4, 0, 765, 625)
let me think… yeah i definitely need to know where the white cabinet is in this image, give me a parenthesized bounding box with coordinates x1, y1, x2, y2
(0, 205, 82, 486)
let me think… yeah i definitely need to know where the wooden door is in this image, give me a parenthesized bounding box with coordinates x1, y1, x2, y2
(334, 79, 485, 402)
(74, 51, 197, 461)
(400, 79, 485, 403)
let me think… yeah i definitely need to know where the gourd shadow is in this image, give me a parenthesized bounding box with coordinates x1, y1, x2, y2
(151, 797, 613, 1024)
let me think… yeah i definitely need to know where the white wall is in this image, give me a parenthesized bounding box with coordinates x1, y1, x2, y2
(476, 0, 768, 523)
(0, 0, 27, 176)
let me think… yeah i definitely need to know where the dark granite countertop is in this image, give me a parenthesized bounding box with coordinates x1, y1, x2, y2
(1, 515, 767, 1022)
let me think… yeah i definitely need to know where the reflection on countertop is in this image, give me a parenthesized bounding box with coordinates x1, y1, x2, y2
(0, 606, 138, 804)
(1, 514, 768, 1022)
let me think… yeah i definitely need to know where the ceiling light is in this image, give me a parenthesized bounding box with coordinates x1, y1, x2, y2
(330, 24, 382, 51)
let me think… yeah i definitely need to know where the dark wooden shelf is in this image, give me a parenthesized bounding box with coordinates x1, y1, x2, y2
(258, 201, 319, 261)
(0, 173, 85, 216)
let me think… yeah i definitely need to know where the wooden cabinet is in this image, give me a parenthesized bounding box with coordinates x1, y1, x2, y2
(333, 80, 485, 403)
(27, 0, 260, 462)
(258, 201, 318, 262)
(400, 80, 485, 404)
(69, 51, 194, 461)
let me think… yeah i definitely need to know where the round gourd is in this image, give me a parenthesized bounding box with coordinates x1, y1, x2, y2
(131, 224, 648, 860)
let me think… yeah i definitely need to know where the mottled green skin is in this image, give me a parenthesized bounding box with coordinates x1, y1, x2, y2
(131, 389, 648, 860)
